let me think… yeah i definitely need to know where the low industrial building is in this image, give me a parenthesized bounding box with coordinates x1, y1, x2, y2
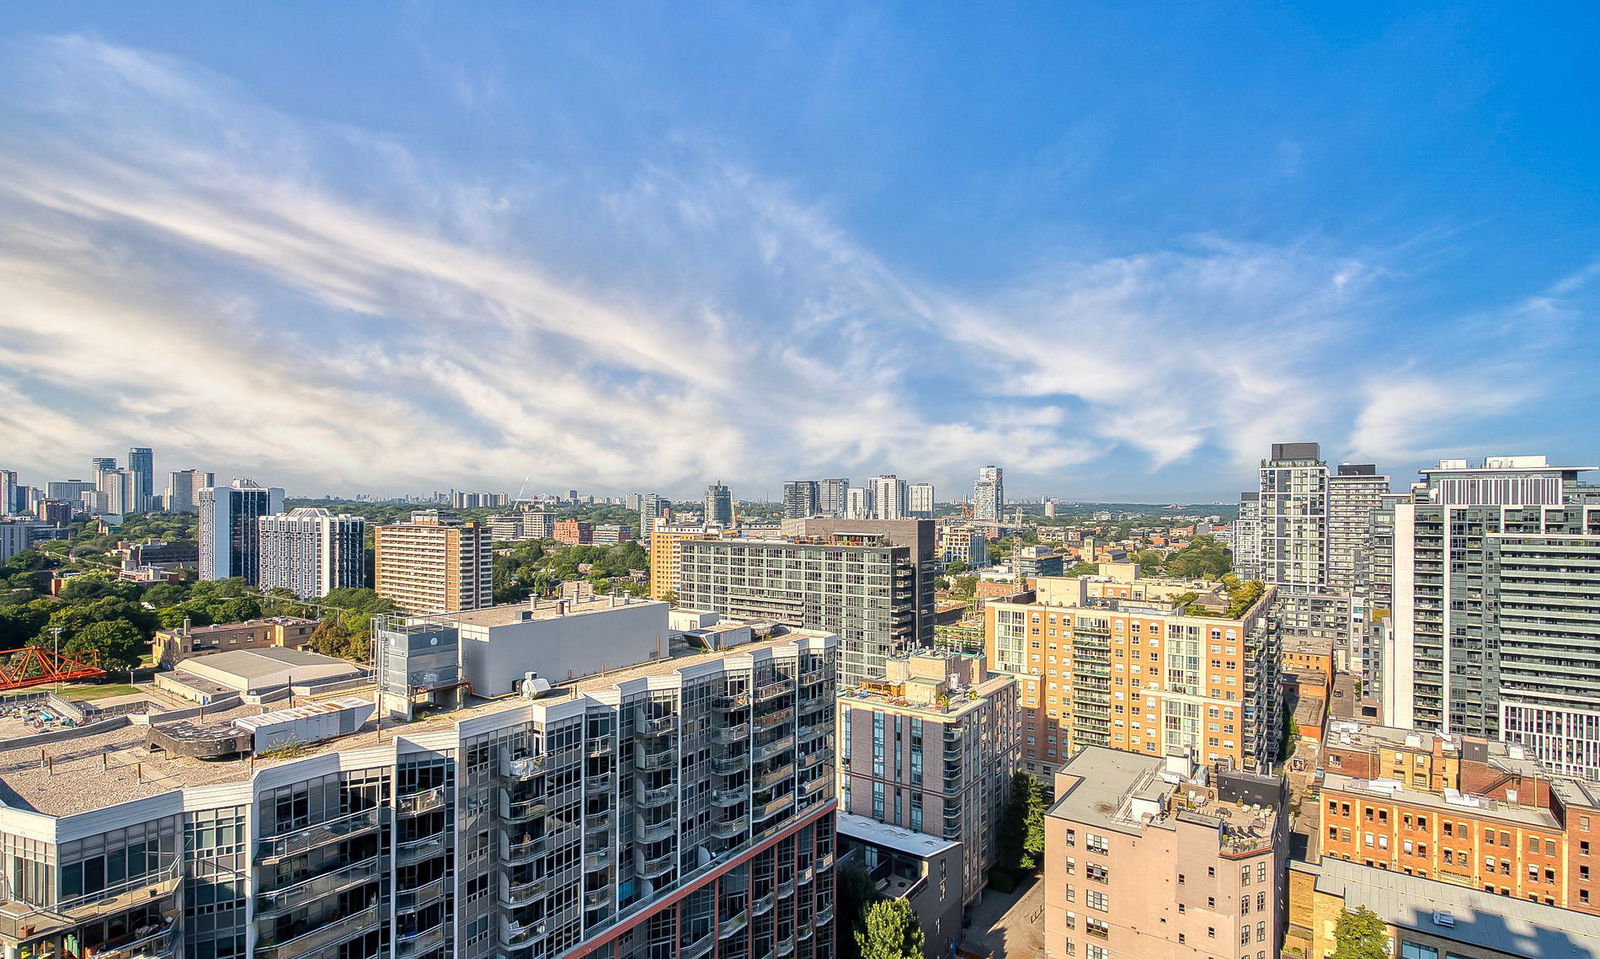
(161, 647, 367, 702)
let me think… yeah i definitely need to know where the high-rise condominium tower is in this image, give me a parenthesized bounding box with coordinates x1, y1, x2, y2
(197, 479, 286, 584)
(819, 478, 849, 517)
(164, 469, 213, 513)
(374, 510, 493, 614)
(1381, 455, 1600, 776)
(258, 507, 367, 599)
(126, 446, 153, 513)
(782, 480, 820, 519)
(867, 475, 907, 520)
(907, 481, 935, 519)
(704, 482, 733, 526)
(974, 465, 1004, 522)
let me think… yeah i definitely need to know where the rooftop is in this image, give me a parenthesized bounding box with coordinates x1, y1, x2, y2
(0, 632, 828, 818)
(1309, 856, 1600, 957)
(1051, 747, 1279, 849)
(837, 812, 959, 858)
(1321, 772, 1560, 830)
(447, 594, 665, 628)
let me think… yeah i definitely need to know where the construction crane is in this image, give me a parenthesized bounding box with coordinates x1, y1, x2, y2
(0, 647, 105, 692)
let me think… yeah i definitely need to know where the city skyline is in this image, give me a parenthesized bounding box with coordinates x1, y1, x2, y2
(1, 6, 1597, 500)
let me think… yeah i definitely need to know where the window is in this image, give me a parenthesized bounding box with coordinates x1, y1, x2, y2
(1086, 891, 1108, 912)
(1400, 944, 1439, 959)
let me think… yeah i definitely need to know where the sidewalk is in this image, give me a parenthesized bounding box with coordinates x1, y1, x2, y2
(962, 876, 1044, 959)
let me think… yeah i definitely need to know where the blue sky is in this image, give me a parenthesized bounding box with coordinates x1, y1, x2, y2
(0, 3, 1597, 501)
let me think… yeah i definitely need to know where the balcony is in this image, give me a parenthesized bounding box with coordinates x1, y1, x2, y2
(756, 796, 792, 821)
(397, 786, 448, 817)
(257, 856, 382, 919)
(500, 794, 550, 824)
(756, 763, 795, 789)
(777, 878, 795, 899)
(712, 756, 748, 776)
(754, 707, 794, 729)
(816, 903, 835, 925)
(797, 865, 814, 885)
(585, 887, 612, 909)
(799, 750, 826, 769)
(501, 834, 545, 866)
(816, 852, 834, 872)
(588, 742, 615, 758)
(83, 918, 180, 959)
(396, 875, 449, 912)
(777, 938, 796, 957)
(751, 893, 774, 916)
(639, 851, 677, 879)
(500, 874, 549, 908)
(714, 693, 751, 711)
(397, 834, 448, 866)
(586, 773, 614, 793)
(756, 679, 793, 702)
(637, 784, 674, 807)
(711, 816, 749, 839)
(639, 715, 678, 736)
(800, 668, 828, 686)
(584, 847, 614, 871)
(713, 723, 750, 744)
(636, 816, 675, 843)
(683, 932, 716, 959)
(501, 755, 546, 781)
(500, 916, 548, 951)
(802, 777, 827, 796)
(713, 788, 746, 807)
(258, 903, 382, 959)
(755, 736, 794, 762)
(396, 919, 450, 957)
(257, 808, 382, 863)
(635, 748, 677, 772)
(585, 811, 614, 834)
(719, 910, 749, 938)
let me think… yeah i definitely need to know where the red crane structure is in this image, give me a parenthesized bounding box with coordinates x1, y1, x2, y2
(0, 647, 106, 692)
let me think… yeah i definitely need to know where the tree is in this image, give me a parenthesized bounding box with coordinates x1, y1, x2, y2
(64, 620, 143, 673)
(855, 898, 923, 959)
(997, 770, 1047, 874)
(837, 861, 880, 959)
(1330, 906, 1388, 959)
(1067, 561, 1099, 577)
(945, 561, 971, 575)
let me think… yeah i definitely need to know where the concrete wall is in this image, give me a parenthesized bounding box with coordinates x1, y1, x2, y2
(459, 601, 668, 697)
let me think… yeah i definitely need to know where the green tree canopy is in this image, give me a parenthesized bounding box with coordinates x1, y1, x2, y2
(855, 898, 924, 959)
(1330, 906, 1389, 959)
(64, 619, 143, 673)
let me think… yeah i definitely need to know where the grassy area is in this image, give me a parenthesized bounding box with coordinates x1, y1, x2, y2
(0, 682, 144, 702)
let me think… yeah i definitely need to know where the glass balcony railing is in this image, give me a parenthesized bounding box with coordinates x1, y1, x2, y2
(635, 748, 677, 772)
(258, 903, 382, 959)
(639, 716, 678, 736)
(501, 834, 545, 866)
(713, 723, 750, 744)
(257, 856, 382, 918)
(500, 874, 549, 907)
(396, 834, 448, 866)
(637, 784, 674, 806)
(711, 816, 749, 839)
(396, 786, 448, 817)
(396, 875, 449, 912)
(395, 919, 449, 957)
(712, 756, 748, 775)
(257, 808, 383, 863)
(500, 755, 546, 781)
(639, 851, 676, 878)
(83, 918, 180, 959)
(718, 910, 749, 937)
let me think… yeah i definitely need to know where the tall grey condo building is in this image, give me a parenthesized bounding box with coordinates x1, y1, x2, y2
(1327, 464, 1391, 593)
(1380, 455, 1600, 777)
(165, 469, 214, 514)
(127, 446, 154, 513)
(782, 480, 820, 519)
(0, 630, 840, 959)
(867, 475, 907, 521)
(258, 507, 367, 599)
(0, 470, 18, 515)
(973, 465, 1003, 522)
(198, 479, 286, 584)
(704, 482, 733, 527)
(818, 479, 848, 517)
(676, 518, 937, 686)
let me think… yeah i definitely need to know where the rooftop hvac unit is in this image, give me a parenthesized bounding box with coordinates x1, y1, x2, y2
(520, 672, 552, 698)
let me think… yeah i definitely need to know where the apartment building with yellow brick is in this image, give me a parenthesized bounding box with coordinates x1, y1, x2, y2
(373, 510, 492, 614)
(647, 523, 708, 599)
(986, 565, 1281, 774)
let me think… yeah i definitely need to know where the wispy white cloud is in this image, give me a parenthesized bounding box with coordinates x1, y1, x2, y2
(0, 35, 1589, 499)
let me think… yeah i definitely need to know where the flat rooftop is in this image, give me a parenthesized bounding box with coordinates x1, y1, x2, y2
(1048, 748, 1167, 836)
(838, 812, 959, 858)
(1310, 856, 1600, 957)
(0, 632, 824, 817)
(1322, 772, 1560, 830)
(449, 594, 665, 628)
